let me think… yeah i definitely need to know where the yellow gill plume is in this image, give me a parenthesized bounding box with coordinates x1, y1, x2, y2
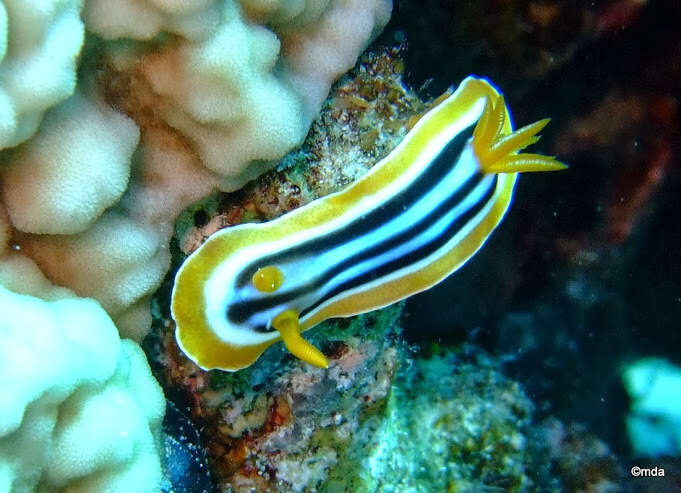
(472, 95, 567, 174)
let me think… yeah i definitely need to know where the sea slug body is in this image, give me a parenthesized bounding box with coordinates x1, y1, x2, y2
(171, 76, 566, 371)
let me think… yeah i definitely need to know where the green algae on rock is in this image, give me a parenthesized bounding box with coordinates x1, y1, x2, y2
(159, 304, 406, 491)
(361, 347, 540, 492)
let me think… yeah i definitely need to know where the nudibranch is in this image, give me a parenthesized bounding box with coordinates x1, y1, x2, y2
(171, 76, 566, 371)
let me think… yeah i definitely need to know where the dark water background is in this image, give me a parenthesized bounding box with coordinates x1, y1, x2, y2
(376, 0, 681, 461)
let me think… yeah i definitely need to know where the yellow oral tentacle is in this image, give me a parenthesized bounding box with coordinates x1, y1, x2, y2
(272, 310, 329, 368)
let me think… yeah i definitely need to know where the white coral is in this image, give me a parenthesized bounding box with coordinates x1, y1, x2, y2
(18, 211, 171, 340)
(88, 0, 392, 187)
(1, 92, 139, 235)
(137, 0, 307, 182)
(0, 0, 84, 149)
(85, 0, 221, 41)
(0, 281, 165, 493)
